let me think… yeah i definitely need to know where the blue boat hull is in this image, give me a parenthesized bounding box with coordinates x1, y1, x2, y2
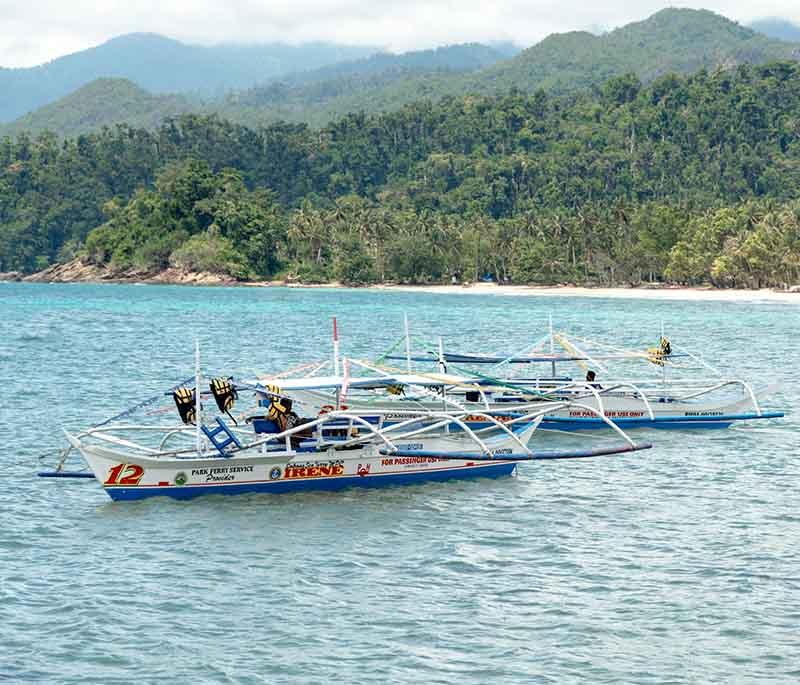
(104, 461, 518, 501)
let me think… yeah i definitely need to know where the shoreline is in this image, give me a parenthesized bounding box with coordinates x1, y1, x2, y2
(3, 270, 799, 303)
(366, 282, 800, 303)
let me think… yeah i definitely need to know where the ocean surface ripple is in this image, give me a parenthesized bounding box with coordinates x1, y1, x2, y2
(1, 283, 798, 684)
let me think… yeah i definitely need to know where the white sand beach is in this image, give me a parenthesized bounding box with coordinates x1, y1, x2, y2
(367, 282, 800, 303)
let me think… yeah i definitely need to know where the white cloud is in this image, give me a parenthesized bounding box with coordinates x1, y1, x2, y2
(1, 0, 799, 67)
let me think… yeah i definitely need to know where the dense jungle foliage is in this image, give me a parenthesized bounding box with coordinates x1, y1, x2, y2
(2, 61, 800, 287)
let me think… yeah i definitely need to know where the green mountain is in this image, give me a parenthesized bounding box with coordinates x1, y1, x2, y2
(219, 43, 514, 126)
(749, 18, 800, 43)
(471, 8, 800, 94)
(272, 43, 518, 87)
(0, 43, 513, 134)
(0, 79, 195, 137)
(4, 9, 799, 137)
(0, 33, 378, 122)
(226, 9, 800, 124)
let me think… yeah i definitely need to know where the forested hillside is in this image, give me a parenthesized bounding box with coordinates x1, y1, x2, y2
(2, 62, 800, 288)
(216, 43, 517, 128)
(0, 43, 516, 135)
(266, 43, 518, 88)
(3, 9, 798, 137)
(473, 8, 800, 95)
(0, 34, 378, 122)
(1, 79, 196, 138)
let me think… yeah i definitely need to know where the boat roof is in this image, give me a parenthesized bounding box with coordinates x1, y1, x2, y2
(385, 351, 688, 365)
(386, 353, 593, 364)
(251, 372, 481, 391)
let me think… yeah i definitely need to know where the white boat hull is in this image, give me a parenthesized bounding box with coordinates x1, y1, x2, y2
(309, 391, 781, 431)
(70, 432, 521, 501)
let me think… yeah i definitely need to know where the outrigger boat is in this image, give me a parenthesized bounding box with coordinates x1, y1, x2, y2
(271, 358, 784, 432)
(363, 318, 787, 431)
(39, 346, 652, 501)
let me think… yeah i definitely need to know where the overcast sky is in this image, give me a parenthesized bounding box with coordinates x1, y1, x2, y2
(2, 0, 799, 68)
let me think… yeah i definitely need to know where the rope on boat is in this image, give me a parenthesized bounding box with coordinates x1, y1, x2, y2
(672, 344, 723, 376)
(0, 449, 88, 478)
(446, 363, 565, 403)
(375, 334, 409, 364)
(94, 375, 195, 428)
(35, 375, 196, 475)
(565, 334, 682, 367)
(262, 360, 329, 380)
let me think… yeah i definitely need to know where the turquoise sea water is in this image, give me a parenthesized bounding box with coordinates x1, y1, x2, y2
(1, 282, 798, 684)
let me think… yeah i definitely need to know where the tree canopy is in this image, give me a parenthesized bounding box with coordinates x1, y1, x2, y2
(2, 61, 800, 287)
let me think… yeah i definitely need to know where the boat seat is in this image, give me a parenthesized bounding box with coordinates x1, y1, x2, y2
(252, 418, 281, 434)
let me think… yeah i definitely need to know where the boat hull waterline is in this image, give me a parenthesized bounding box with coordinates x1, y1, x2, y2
(71, 438, 520, 501)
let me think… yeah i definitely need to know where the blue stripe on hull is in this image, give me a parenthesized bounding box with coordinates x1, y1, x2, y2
(541, 418, 732, 431)
(104, 462, 517, 501)
(540, 411, 783, 431)
(432, 411, 783, 433)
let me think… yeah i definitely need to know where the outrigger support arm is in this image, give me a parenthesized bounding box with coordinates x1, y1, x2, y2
(56, 388, 645, 465)
(490, 334, 551, 372)
(672, 344, 722, 377)
(674, 379, 763, 416)
(567, 380, 656, 421)
(314, 412, 399, 453)
(466, 400, 639, 448)
(370, 413, 493, 455)
(381, 441, 653, 462)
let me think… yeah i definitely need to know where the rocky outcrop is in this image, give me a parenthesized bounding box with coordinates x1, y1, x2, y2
(23, 259, 117, 282)
(22, 258, 238, 285)
(147, 267, 236, 285)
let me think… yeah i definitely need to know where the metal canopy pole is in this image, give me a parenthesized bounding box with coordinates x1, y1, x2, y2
(404, 313, 412, 372)
(195, 339, 202, 456)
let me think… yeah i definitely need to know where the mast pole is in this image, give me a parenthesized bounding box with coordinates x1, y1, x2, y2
(404, 313, 412, 372)
(549, 313, 556, 378)
(661, 320, 666, 388)
(438, 336, 447, 412)
(333, 317, 341, 408)
(195, 339, 202, 456)
(333, 317, 340, 377)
